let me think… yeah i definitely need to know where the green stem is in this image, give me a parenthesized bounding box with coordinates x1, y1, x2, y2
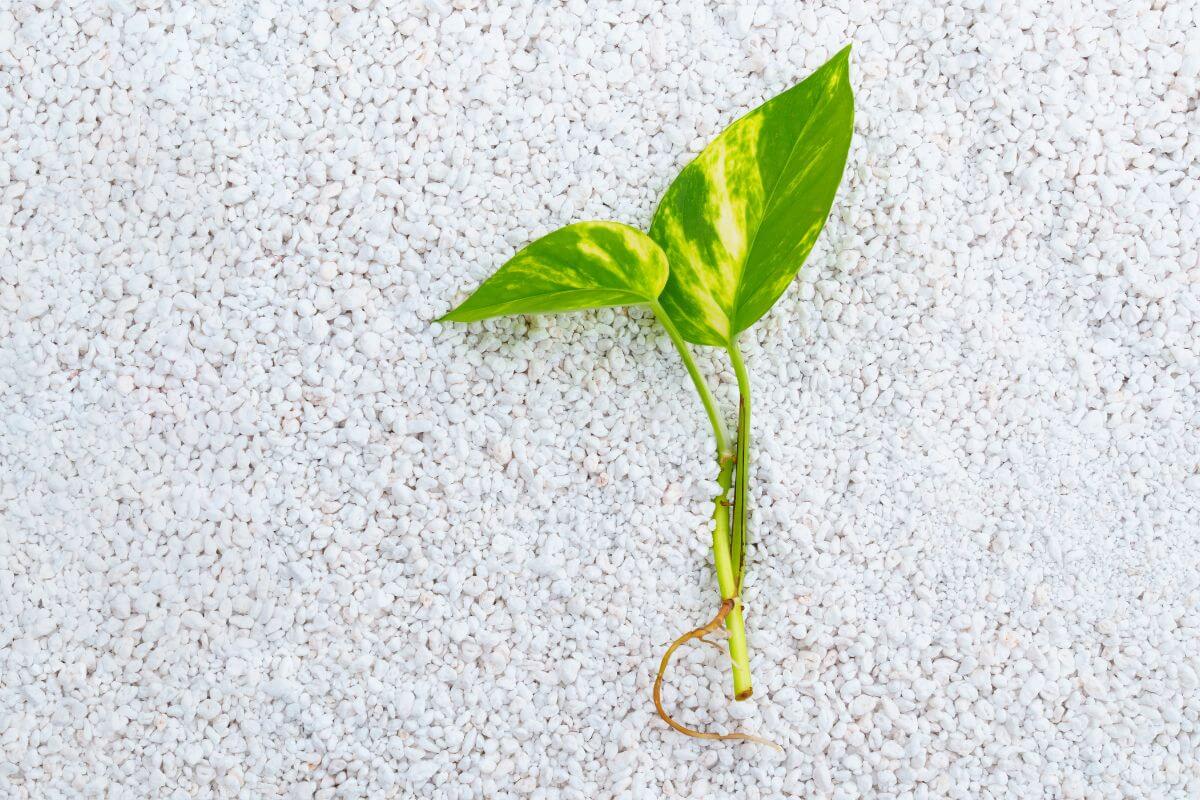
(709, 446, 751, 698)
(648, 302, 752, 700)
(648, 301, 729, 455)
(728, 340, 752, 590)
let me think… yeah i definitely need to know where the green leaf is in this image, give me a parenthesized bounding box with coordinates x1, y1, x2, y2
(439, 221, 669, 323)
(650, 46, 855, 346)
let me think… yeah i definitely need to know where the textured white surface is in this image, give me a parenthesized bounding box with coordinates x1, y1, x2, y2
(2, 1, 1199, 798)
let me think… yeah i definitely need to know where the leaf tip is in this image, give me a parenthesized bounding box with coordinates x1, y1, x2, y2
(831, 44, 853, 72)
(830, 44, 854, 92)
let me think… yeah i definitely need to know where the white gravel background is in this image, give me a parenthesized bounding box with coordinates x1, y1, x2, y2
(2, 1, 1199, 798)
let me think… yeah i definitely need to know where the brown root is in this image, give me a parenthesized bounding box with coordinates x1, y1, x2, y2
(653, 599, 783, 750)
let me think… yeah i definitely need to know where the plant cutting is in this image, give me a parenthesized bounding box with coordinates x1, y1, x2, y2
(439, 46, 854, 745)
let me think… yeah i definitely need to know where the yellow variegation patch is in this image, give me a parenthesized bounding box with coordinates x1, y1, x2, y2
(651, 46, 855, 346)
(439, 221, 669, 322)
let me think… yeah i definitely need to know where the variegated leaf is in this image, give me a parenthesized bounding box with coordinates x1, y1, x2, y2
(439, 221, 669, 322)
(650, 46, 855, 346)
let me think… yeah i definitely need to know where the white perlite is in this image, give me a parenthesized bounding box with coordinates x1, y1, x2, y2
(0, 1, 1198, 798)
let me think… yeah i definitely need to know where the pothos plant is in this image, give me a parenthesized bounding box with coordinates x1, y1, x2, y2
(440, 47, 854, 746)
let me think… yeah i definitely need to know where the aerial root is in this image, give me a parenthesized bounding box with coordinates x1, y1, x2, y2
(652, 599, 783, 750)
